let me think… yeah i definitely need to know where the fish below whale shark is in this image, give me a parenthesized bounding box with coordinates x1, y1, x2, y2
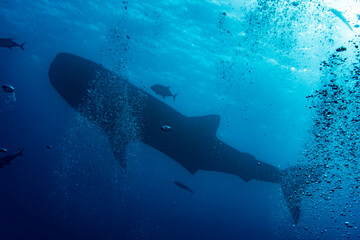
(48, 52, 320, 224)
(174, 181, 194, 194)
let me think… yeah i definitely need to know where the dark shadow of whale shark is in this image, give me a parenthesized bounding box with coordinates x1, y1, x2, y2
(48, 53, 320, 224)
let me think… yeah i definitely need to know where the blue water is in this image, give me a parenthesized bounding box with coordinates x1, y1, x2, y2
(1, 0, 360, 239)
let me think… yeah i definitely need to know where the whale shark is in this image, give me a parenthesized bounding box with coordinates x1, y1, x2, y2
(48, 52, 319, 224)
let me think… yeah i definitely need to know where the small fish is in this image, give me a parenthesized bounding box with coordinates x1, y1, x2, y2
(161, 125, 171, 132)
(0, 148, 24, 168)
(174, 181, 194, 194)
(2, 85, 14, 93)
(0, 148, 8, 153)
(0, 38, 25, 51)
(329, 8, 353, 31)
(46, 145, 52, 149)
(151, 84, 178, 101)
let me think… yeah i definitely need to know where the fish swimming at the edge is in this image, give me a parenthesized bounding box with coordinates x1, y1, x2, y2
(151, 84, 178, 101)
(0, 148, 8, 153)
(0, 148, 24, 168)
(2, 85, 15, 93)
(330, 8, 353, 31)
(48, 53, 322, 224)
(174, 181, 194, 194)
(0, 38, 25, 51)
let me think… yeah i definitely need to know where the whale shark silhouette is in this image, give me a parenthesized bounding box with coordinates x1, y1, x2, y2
(48, 52, 319, 224)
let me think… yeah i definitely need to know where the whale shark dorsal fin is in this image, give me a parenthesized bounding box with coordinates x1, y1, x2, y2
(188, 115, 220, 136)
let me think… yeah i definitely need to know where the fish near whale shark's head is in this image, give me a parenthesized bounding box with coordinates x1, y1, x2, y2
(49, 53, 101, 109)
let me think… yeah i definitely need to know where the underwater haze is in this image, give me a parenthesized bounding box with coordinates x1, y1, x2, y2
(1, 0, 360, 239)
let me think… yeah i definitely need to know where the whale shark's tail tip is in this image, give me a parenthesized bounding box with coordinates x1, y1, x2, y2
(281, 165, 322, 224)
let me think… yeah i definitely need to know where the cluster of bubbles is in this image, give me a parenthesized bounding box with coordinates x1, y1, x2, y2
(79, 69, 144, 168)
(216, 1, 360, 237)
(300, 36, 360, 238)
(53, 73, 144, 218)
(54, 0, 145, 223)
(103, 0, 132, 76)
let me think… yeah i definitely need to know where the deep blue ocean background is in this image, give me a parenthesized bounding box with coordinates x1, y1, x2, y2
(1, 0, 360, 239)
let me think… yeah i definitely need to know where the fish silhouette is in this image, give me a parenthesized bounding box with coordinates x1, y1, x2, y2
(174, 181, 194, 194)
(0, 38, 25, 50)
(151, 84, 178, 101)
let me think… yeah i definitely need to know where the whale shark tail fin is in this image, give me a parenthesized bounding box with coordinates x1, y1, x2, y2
(281, 165, 322, 224)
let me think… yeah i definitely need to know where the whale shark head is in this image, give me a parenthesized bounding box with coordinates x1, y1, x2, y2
(48, 53, 142, 167)
(49, 53, 100, 109)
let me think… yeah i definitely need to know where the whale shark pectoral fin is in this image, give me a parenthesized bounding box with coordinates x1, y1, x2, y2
(188, 115, 220, 136)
